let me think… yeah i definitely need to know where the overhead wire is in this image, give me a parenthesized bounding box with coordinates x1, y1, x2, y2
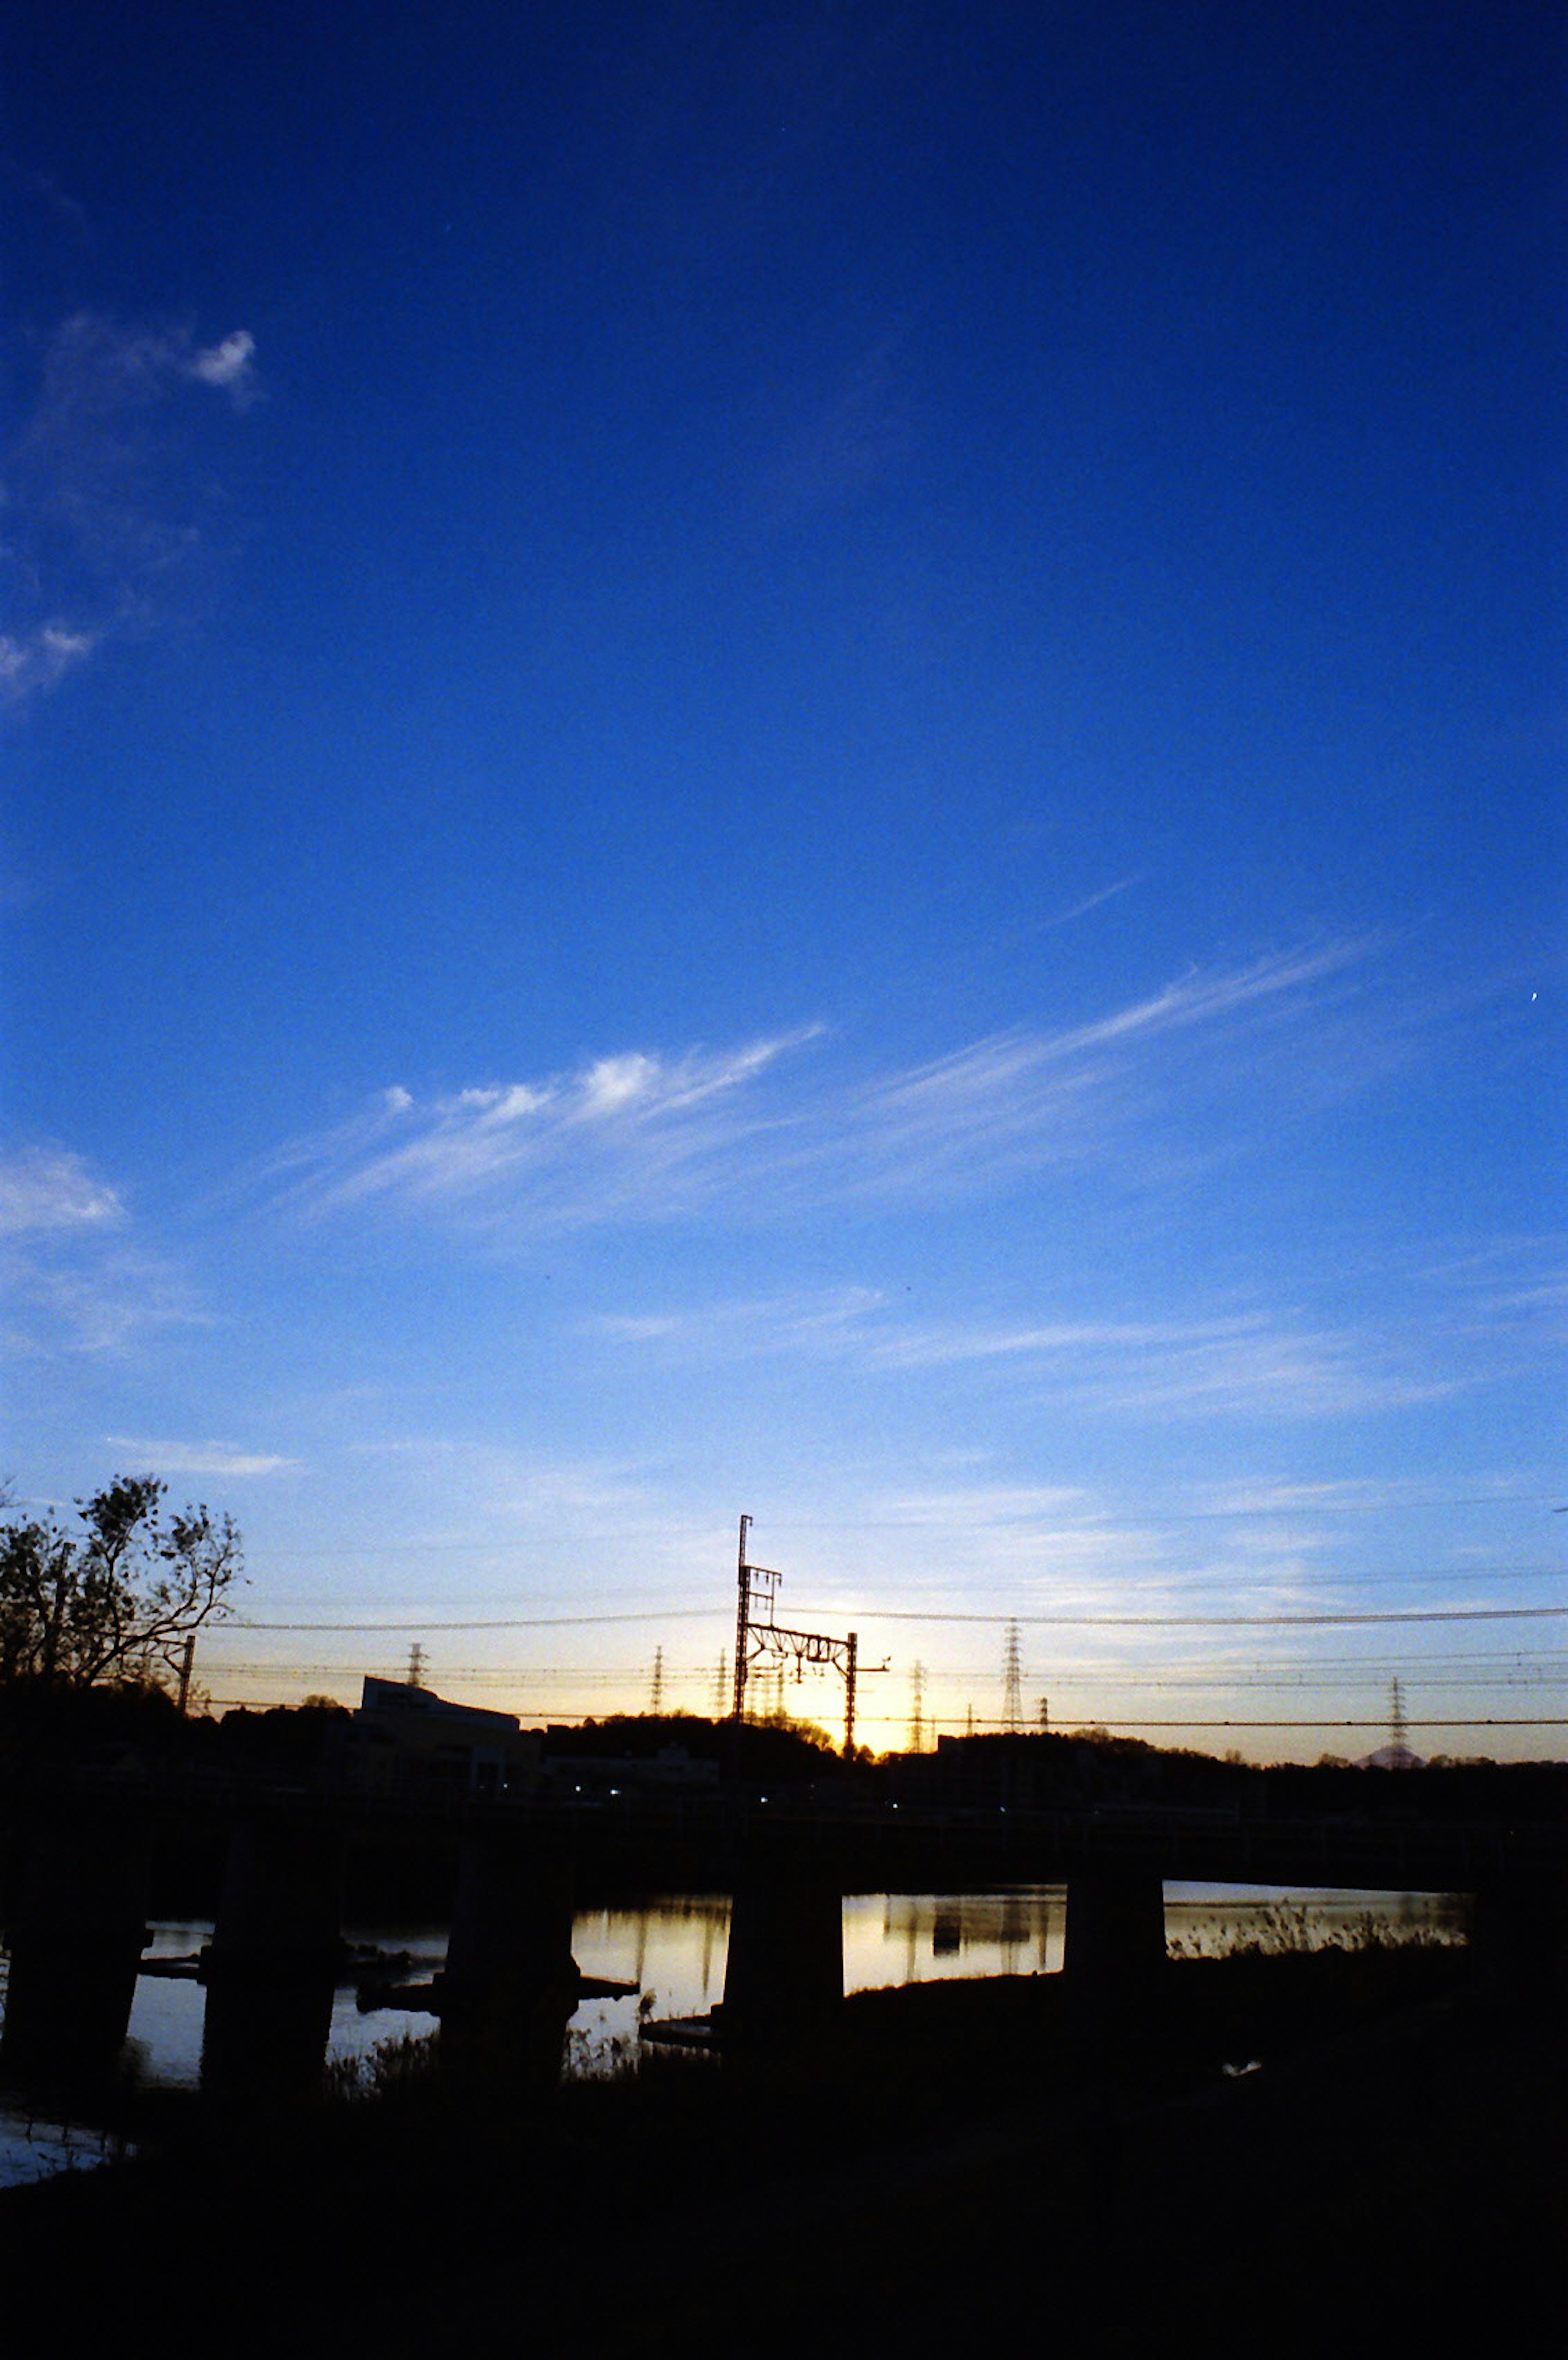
(233, 1499, 1568, 1563)
(235, 1600, 1568, 1632)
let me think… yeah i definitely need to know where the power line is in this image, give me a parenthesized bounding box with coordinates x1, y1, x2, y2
(234, 1599, 1568, 1635)
(238, 1561, 1568, 1599)
(236, 1609, 720, 1631)
(207, 1663, 1568, 1688)
(761, 1497, 1568, 1526)
(937, 1717, 1568, 1732)
(793, 1603, 1568, 1629)
(228, 1501, 1568, 1561)
(199, 1690, 1568, 1734)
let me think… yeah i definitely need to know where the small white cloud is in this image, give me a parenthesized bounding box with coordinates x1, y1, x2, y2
(186, 330, 259, 403)
(593, 1313, 687, 1343)
(475, 1084, 550, 1124)
(581, 1054, 659, 1113)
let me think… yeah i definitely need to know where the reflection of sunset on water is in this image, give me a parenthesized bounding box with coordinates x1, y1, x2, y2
(0, 1878, 1475, 2195)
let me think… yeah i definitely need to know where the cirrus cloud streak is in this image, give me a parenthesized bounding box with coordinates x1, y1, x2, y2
(259, 942, 1376, 1237)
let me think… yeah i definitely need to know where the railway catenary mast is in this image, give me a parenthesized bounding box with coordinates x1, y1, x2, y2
(731, 1514, 874, 1756)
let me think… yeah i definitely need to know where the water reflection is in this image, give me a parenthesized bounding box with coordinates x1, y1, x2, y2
(121, 1921, 450, 2094)
(0, 1883, 1463, 2177)
(866, 1890, 1060, 1988)
(1163, 1883, 1464, 1957)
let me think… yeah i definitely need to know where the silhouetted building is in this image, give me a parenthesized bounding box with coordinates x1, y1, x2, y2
(336, 1676, 541, 1799)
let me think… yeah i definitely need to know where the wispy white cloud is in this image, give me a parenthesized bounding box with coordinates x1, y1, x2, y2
(104, 1436, 298, 1478)
(2, 309, 261, 706)
(2, 1247, 204, 1356)
(1042, 875, 1142, 928)
(0, 1143, 200, 1354)
(262, 1030, 823, 1229)
(858, 1314, 1255, 1370)
(598, 1291, 1459, 1422)
(1416, 1234, 1568, 1349)
(0, 621, 97, 702)
(262, 943, 1373, 1237)
(788, 1481, 1195, 1619)
(1022, 1320, 1457, 1420)
(1184, 1474, 1532, 1519)
(860, 1482, 1096, 1527)
(0, 1144, 123, 1234)
(846, 940, 1368, 1191)
(263, 1438, 736, 1610)
(762, 327, 918, 522)
(592, 1285, 888, 1355)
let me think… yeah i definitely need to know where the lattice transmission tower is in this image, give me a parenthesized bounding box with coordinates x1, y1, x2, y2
(1001, 1621, 1023, 1732)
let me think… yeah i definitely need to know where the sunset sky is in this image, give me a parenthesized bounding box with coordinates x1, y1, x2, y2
(3, 2, 1561, 1754)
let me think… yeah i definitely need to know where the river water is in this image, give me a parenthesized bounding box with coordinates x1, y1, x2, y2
(0, 1883, 1461, 2187)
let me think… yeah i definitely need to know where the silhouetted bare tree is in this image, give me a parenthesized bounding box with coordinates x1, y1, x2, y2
(0, 1474, 241, 1688)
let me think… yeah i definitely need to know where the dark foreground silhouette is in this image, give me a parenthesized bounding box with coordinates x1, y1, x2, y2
(1, 1945, 1561, 2355)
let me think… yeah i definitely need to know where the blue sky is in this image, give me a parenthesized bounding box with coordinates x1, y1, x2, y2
(2, 1, 1562, 1754)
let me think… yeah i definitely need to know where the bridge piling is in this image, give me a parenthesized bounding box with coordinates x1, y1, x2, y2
(436, 1826, 579, 2091)
(720, 1845, 844, 2049)
(1063, 1870, 1167, 2035)
(1470, 1874, 1568, 2010)
(199, 1812, 345, 2104)
(0, 1802, 150, 2091)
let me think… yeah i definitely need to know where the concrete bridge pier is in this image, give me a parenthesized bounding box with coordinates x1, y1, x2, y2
(199, 1813, 345, 2105)
(0, 1804, 150, 2091)
(436, 1828, 579, 2092)
(1063, 1870, 1168, 2037)
(1470, 1875, 1568, 2010)
(720, 1851, 844, 2050)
